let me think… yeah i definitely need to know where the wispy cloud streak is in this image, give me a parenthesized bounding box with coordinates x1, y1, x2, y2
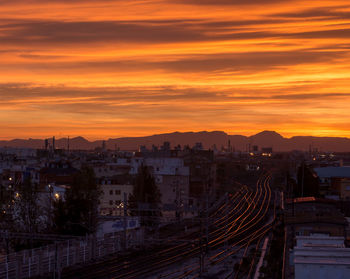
(0, 0, 350, 139)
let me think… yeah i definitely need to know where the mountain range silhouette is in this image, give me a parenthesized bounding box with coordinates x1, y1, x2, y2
(1, 131, 349, 152)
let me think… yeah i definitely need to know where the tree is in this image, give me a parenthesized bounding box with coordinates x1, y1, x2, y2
(15, 177, 42, 233)
(0, 183, 13, 230)
(296, 163, 319, 197)
(52, 166, 100, 236)
(129, 165, 161, 227)
(52, 198, 67, 234)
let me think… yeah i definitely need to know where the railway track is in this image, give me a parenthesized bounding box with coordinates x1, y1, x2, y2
(62, 172, 274, 279)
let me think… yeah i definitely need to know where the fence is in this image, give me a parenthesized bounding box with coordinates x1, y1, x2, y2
(0, 229, 144, 279)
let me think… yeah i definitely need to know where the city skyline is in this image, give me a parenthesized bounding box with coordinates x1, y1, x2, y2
(1, 0, 350, 139)
(2, 130, 350, 152)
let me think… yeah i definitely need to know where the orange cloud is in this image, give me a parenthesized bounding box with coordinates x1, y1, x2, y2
(1, 0, 350, 139)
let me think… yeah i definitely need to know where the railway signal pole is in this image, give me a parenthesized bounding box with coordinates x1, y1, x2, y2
(123, 192, 128, 250)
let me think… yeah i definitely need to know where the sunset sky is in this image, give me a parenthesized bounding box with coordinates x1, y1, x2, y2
(1, 0, 350, 140)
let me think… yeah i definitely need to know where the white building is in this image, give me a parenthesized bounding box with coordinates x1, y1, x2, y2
(97, 216, 140, 236)
(144, 157, 190, 219)
(145, 158, 189, 202)
(99, 181, 133, 216)
(293, 235, 350, 279)
(295, 235, 345, 248)
(130, 157, 144, 175)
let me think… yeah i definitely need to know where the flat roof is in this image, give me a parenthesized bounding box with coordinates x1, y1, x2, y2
(314, 166, 350, 178)
(294, 258, 350, 265)
(294, 247, 350, 265)
(296, 235, 344, 240)
(285, 196, 336, 204)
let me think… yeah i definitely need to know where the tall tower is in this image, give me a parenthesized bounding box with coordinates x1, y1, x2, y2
(309, 144, 312, 159)
(52, 136, 55, 150)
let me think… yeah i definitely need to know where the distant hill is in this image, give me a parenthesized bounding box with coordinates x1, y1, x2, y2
(0, 131, 350, 152)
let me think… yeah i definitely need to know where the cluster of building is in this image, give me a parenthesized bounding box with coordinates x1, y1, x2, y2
(284, 197, 350, 279)
(2, 140, 347, 221)
(2, 138, 290, 238)
(314, 166, 350, 200)
(0, 142, 220, 229)
(283, 151, 350, 278)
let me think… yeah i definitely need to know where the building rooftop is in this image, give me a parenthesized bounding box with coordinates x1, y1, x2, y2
(285, 198, 347, 226)
(285, 215, 347, 226)
(314, 166, 350, 178)
(285, 196, 337, 204)
(294, 247, 350, 265)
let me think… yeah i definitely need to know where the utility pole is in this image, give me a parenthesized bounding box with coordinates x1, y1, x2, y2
(224, 193, 229, 268)
(48, 184, 53, 231)
(199, 175, 210, 278)
(67, 136, 70, 154)
(54, 242, 60, 279)
(205, 180, 209, 251)
(301, 161, 305, 197)
(199, 215, 204, 278)
(123, 192, 128, 250)
(175, 179, 180, 222)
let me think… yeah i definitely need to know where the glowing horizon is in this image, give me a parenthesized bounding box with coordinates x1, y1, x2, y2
(1, 0, 350, 140)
